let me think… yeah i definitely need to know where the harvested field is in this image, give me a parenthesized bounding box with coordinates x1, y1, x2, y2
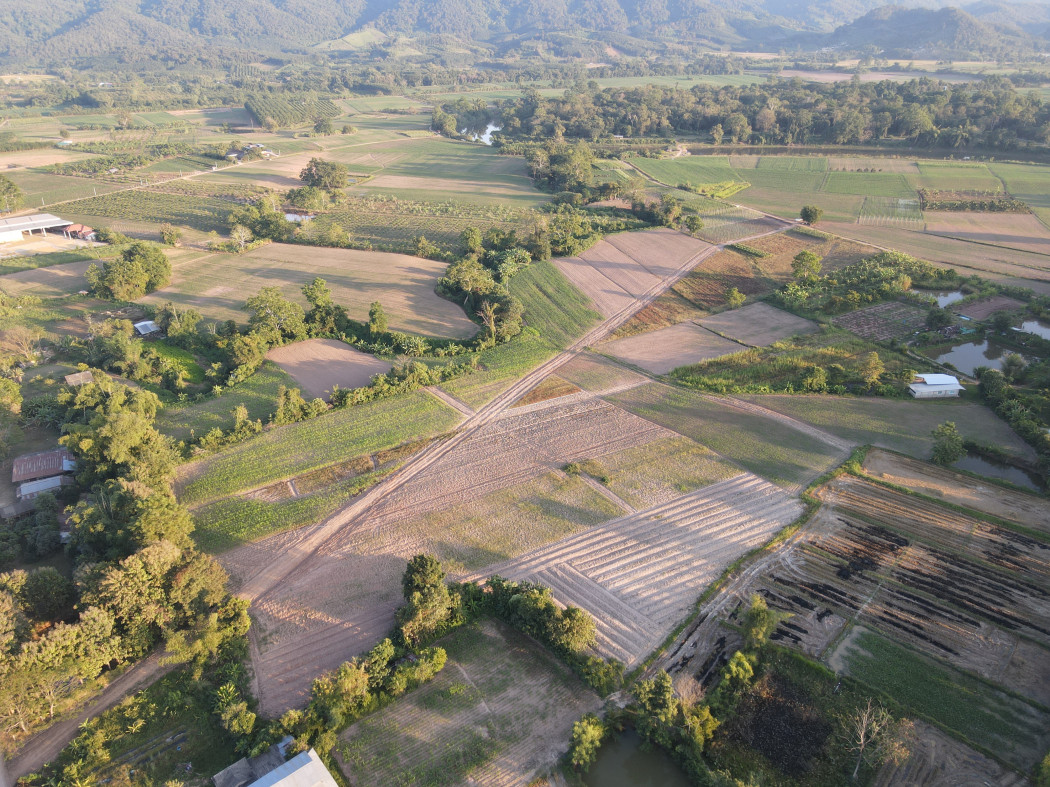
(601, 322, 741, 374)
(862, 448, 1050, 532)
(594, 435, 740, 509)
(336, 621, 600, 787)
(229, 397, 680, 709)
(141, 243, 477, 339)
(0, 259, 92, 297)
(952, 294, 1026, 320)
(610, 384, 845, 489)
(510, 375, 581, 408)
(924, 211, 1050, 256)
(737, 395, 1035, 461)
(671, 249, 769, 306)
(610, 290, 706, 337)
(698, 302, 817, 346)
(553, 229, 710, 317)
(873, 721, 1027, 787)
(264, 339, 392, 400)
(664, 471, 1050, 770)
(467, 473, 803, 666)
(831, 301, 928, 341)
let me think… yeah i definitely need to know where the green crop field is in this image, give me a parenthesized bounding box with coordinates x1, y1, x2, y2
(5, 169, 123, 206)
(755, 156, 828, 171)
(440, 333, 558, 409)
(607, 383, 843, 489)
(60, 190, 235, 232)
(839, 628, 1050, 770)
(631, 156, 740, 187)
(0, 247, 118, 276)
(191, 468, 390, 552)
(177, 390, 460, 506)
(823, 171, 914, 198)
(989, 162, 1050, 209)
(737, 394, 1035, 461)
(909, 161, 1004, 192)
(155, 362, 299, 441)
(508, 259, 602, 348)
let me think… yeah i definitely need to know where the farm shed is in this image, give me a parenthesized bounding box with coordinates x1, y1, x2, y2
(908, 373, 964, 398)
(133, 320, 160, 336)
(17, 475, 74, 501)
(12, 448, 75, 484)
(64, 370, 94, 386)
(0, 213, 71, 244)
(213, 746, 336, 787)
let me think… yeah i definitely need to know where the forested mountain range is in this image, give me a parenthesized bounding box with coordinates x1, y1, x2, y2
(0, 0, 1047, 68)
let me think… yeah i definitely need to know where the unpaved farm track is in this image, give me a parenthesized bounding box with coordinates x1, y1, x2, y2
(233, 224, 790, 709)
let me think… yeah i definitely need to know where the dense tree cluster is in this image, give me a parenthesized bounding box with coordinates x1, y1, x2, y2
(85, 241, 171, 301)
(477, 78, 1050, 149)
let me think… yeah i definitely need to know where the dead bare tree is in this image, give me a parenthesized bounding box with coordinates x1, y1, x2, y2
(841, 698, 914, 780)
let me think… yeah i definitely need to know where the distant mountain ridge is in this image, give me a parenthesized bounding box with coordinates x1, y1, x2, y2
(0, 0, 1046, 67)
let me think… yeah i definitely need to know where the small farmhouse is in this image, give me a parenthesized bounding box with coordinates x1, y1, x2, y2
(908, 373, 964, 398)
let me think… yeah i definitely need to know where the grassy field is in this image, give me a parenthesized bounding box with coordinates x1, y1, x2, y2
(440, 332, 558, 409)
(908, 161, 1004, 192)
(0, 246, 116, 275)
(392, 471, 623, 572)
(337, 620, 598, 787)
(155, 362, 298, 441)
(822, 171, 914, 198)
(141, 242, 478, 339)
(177, 390, 460, 506)
(608, 384, 843, 489)
(4, 169, 123, 206)
(837, 628, 1049, 770)
(508, 259, 602, 348)
(630, 156, 740, 187)
(594, 435, 740, 508)
(737, 394, 1036, 461)
(755, 156, 828, 171)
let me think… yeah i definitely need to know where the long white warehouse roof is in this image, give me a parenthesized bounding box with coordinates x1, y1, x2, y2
(0, 213, 70, 233)
(915, 373, 960, 386)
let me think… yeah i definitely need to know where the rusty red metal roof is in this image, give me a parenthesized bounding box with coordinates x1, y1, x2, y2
(11, 448, 75, 483)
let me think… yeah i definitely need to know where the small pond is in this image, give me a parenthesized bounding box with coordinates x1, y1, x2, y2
(933, 340, 1011, 376)
(461, 123, 502, 145)
(954, 454, 1043, 493)
(584, 729, 691, 787)
(912, 288, 966, 308)
(1017, 319, 1050, 341)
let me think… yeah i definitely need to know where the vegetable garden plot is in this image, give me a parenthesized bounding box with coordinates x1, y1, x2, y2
(831, 301, 928, 341)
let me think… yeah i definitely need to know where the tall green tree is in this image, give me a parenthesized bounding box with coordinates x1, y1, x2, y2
(300, 158, 349, 192)
(931, 421, 965, 465)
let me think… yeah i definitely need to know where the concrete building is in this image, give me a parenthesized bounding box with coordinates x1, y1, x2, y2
(908, 373, 964, 398)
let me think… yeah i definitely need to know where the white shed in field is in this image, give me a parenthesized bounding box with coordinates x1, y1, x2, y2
(908, 373, 964, 398)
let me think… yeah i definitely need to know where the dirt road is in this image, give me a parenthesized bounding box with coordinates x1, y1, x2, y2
(5, 654, 172, 781)
(237, 224, 790, 609)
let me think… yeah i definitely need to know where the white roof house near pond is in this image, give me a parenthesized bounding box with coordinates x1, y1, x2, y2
(908, 373, 964, 398)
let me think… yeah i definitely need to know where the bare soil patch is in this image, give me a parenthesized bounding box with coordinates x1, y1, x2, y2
(554, 229, 710, 317)
(952, 294, 1026, 320)
(557, 352, 649, 394)
(602, 322, 742, 374)
(511, 375, 581, 407)
(832, 301, 928, 341)
(699, 302, 817, 346)
(141, 242, 477, 339)
(336, 621, 600, 787)
(862, 447, 1050, 532)
(925, 211, 1050, 256)
(873, 721, 1027, 787)
(0, 260, 91, 297)
(265, 339, 392, 400)
(467, 474, 802, 667)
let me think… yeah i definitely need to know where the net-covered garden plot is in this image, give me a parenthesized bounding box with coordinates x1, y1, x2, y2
(857, 195, 924, 228)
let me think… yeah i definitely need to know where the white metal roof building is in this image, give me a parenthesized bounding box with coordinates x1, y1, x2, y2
(908, 373, 964, 398)
(0, 213, 71, 243)
(247, 750, 338, 787)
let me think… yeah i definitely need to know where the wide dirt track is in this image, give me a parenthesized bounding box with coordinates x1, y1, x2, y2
(224, 223, 791, 714)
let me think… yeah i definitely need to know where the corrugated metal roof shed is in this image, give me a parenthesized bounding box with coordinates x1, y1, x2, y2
(915, 373, 961, 386)
(64, 371, 95, 386)
(12, 448, 75, 483)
